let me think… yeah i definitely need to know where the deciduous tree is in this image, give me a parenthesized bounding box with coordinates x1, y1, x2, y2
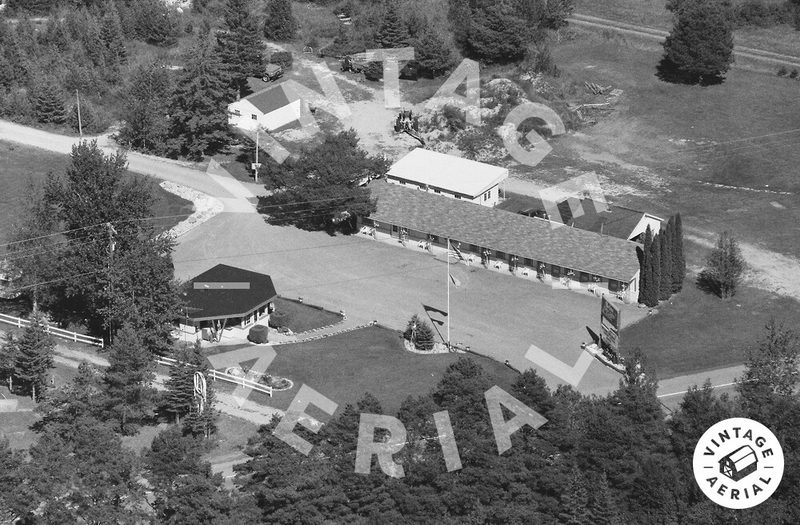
(739, 320, 800, 400)
(261, 130, 385, 230)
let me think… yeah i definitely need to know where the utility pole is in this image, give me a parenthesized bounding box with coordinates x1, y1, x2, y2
(252, 130, 261, 182)
(446, 239, 451, 348)
(106, 222, 117, 345)
(75, 90, 83, 137)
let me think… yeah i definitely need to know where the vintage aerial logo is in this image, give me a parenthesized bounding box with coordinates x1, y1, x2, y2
(693, 417, 784, 509)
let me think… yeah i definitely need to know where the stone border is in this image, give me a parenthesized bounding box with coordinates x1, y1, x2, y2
(402, 339, 452, 354)
(159, 181, 224, 238)
(270, 321, 379, 346)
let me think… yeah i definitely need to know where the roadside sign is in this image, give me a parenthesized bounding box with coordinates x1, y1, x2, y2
(601, 322, 619, 352)
(601, 296, 621, 331)
(251, 163, 262, 170)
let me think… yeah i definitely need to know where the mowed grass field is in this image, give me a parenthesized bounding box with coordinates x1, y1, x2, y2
(621, 283, 800, 379)
(551, 36, 800, 259)
(0, 141, 193, 243)
(228, 325, 521, 416)
(572, 0, 800, 56)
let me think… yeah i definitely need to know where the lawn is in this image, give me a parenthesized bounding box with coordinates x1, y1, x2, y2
(620, 282, 800, 379)
(0, 141, 192, 244)
(272, 295, 343, 333)
(549, 35, 800, 261)
(259, 325, 521, 415)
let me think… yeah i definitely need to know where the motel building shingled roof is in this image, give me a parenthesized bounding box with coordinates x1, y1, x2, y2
(367, 180, 641, 284)
(181, 264, 278, 322)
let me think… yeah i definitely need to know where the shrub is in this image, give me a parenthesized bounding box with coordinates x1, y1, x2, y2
(269, 51, 293, 69)
(777, 66, 788, 76)
(363, 61, 383, 81)
(268, 310, 291, 329)
(790, 69, 799, 79)
(403, 314, 436, 351)
(248, 325, 269, 344)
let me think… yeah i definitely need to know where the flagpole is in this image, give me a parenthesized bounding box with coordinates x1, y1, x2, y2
(447, 239, 450, 347)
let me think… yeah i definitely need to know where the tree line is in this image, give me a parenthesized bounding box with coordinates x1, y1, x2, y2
(4, 320, 798, 523)
(638, 213, 686, 307)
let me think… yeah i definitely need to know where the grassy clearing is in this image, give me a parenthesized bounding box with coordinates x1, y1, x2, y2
(550, 35, 800, 259)
(272, 296, 342, 333)
(620, 282, 800, 379)
(262, 325, 520, 415)
(0, 141, 192, 243)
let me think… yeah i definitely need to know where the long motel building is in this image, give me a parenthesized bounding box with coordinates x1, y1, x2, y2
(359, 151, 642, 303)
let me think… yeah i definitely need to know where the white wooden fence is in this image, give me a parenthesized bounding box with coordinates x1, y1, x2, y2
(156, 356, 273, 397)
(0, 313, 104, 348)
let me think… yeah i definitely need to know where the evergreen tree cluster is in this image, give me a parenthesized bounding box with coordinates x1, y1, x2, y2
(638, 213, 686, 307)
(4, 323, 800, 523)
(447, 0, 574, 63)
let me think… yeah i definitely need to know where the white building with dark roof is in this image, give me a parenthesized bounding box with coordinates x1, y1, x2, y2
(386, 149, 509, 207)
(227, 83, 301, 132)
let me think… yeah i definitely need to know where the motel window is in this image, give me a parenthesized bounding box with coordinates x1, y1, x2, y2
(524, 258, 532, 267)
(608, 280, 620, 292)
(392, 225, 398, 233)
(496, 250, 505, 259)
(251, 114, 258, 120)
(551, 266, 561, 277)
(434, 188, 441, 194)
(579, 272, 590, 283)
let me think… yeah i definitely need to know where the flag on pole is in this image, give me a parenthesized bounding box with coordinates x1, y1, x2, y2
(422, 304, 448, 317)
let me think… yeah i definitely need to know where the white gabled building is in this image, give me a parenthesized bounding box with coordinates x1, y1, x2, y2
(228, 83, 302, 133)
(386, 149, 509, 207)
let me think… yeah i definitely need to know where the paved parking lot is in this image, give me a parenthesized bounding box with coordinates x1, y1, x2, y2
(173, 212, 647, 396)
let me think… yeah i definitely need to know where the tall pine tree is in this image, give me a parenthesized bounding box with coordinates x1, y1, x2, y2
(671, 213, 686, 292)
(102, 324, 158, 434)
(163, 343, 208, 426)
(638, 225, 653, 305)
(100, 2, 128, 70)
(30, 77, 67, 124)
(216, 0, 265, 99)
(263, 0, 297, 42)
(168, 35, 232, 159)
(647, 233, 662, 307)
(13, 310, 55, 401)
(659, 223, 673, 301)
(377, 1, 409, 49)
(559, 466, 591, 524)
(0, 332, 19, 391)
